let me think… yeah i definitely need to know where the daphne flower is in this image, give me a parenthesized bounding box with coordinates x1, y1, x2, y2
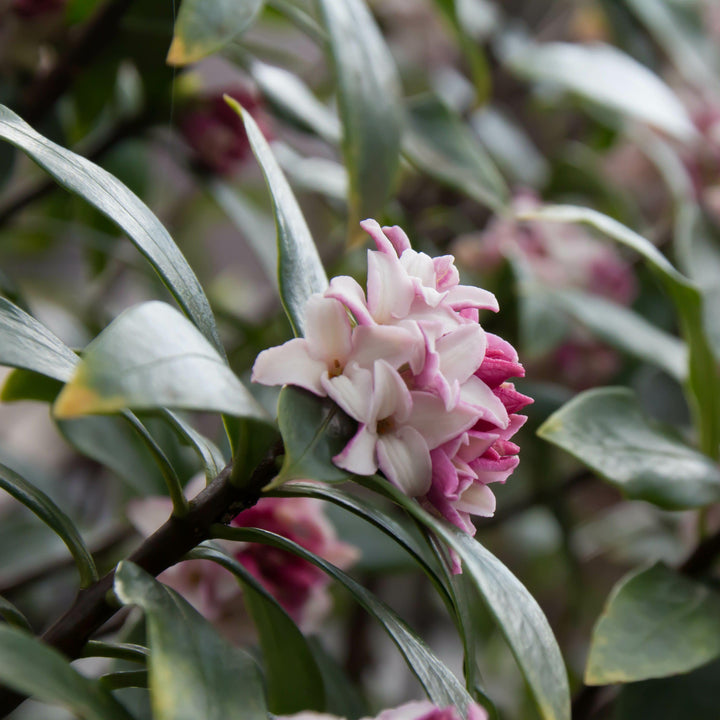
(278, 700, 488, 720)
(127, 476, 358, 632)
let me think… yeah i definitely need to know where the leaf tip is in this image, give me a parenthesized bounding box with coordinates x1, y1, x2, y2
(166, 36, 193, 67)
(53, 383, 102, 418)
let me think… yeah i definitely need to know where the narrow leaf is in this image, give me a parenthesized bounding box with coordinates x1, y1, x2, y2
(0, 625, 134, 720)
(54, 301, 269, 420)
(543, 287, 687, 381)
(538, 387, 720, 509)
(215, 526, 474, 711)
(0, 462, 98, 587)
(0, 596, 32, 631)
(0, 297, 78, 381)
(0, 104, 223, 356)
(586, 563, 720, 684)
(505, 42, 696, 142)
(521, 204, 720, 461)
(114, 561, 267, 720)
(189, 544, 325, 714)
(404, 94, 509, 211)
(226, 98, 328, 336)
(167, 0, 264, 66)
(161, 410, 227, 482)
(315, 0, 403, 240)
(358, 476, 571, 720)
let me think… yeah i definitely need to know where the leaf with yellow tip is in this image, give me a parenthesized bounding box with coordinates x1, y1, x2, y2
(52, 302, 270, 421)
(166, 0, 264, 66)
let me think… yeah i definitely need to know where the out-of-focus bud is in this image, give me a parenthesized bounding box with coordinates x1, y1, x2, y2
(11, 0, 65, 18)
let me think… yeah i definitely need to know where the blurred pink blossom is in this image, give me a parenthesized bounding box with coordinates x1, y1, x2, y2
(11, 0, 65, 17)
(253, 221, 530, 547)
(127, 476, 358, 633)
(278, 700, 488, 720)
(178, 86, 270, 175)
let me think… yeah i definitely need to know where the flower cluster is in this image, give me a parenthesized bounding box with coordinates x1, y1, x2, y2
(253, 220, 531, 536)
(279, 699, 488, 720)
(127, 477, 357, 635)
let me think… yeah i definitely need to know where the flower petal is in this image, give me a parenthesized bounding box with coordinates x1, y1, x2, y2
(446, 284, 499, 312)
(455, 482, 496, 516)
(349, 324, 422, 371)
(333, 424, 378, 476)
(360, 218, 396, 256)
(326, 275, 373, 325)
(322, 364, 373, 422)
(460, 376, 510, 428)
(408, 391, 481, 449)
(436, 324, 487, 385)
(367, 249, 415, 322)
(252, 339, 328, 395)
(377, 426, 432, 496)
(304, 295, 353, 364)
(372, 359, 412, 422)
(382, 225, 412, 255)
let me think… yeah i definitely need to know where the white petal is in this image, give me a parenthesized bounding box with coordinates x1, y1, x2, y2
(322, 364, 373, 422)
(455, 482, 496, 516)
(446, 285, 499, 311)
(304, 295, 352, 364)
(326, 275, 372, 325)
(436, 324, 487, 385)
(377, 426, 432, 496)
(367, 250, 414, 322)
(400, 250, 436, 287)
(252, 339, 327, 395)
(408, 391, 480, 449)
(333, 424, 378, 476)
(349, 324, 422, 371)
(372, 359, 412, 423)
(460, 376, 509, 428)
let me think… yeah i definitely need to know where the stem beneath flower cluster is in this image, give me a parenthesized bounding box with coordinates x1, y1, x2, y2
(0, 440, 282, 718)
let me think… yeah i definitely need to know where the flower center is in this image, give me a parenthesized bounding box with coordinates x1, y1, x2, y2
(329, 358, 343, 377)
(376, 417, 396, 435)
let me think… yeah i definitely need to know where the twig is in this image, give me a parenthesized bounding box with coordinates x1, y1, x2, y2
(0, 440, 282, 717)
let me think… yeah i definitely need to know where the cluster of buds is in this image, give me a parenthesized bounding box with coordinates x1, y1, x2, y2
(253, 220, 531, 537)
(128, 478, 357, 633)
(280, 699, 488, 720)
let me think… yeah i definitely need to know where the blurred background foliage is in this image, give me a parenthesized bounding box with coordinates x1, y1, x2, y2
(1, 0, 720, 718)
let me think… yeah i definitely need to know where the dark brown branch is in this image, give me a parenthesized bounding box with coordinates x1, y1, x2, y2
(0, 440, 282, 717)
(20, 0, 136, 125)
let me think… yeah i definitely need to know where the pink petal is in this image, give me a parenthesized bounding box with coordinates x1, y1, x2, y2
(252, 339, 328, 396)
(326, 275, 373, 325)
(372, 359, 412, 423)
(400, 250, 437, 288)
(304, 295, 353, 365)
(433, 255, 459, 291)
(333, 424, 378, 476)
(377, 426, 432, 496)
(445, 285, 499, 312)
(460, 376, 510, 429)
(408, 391, 481, 449)
(367, 250, 415, 322)
(360, 218, 396, 255)
(382, 225, 412, 255)
(322, 364, 373, 422)
(455, 482, 496, 516)
(436, 324, 487, 385)
(349, 324, 422, 371)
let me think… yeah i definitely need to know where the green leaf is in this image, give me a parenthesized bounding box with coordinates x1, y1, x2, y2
(58, 415, 167, 496)
(505, 42, 696, 142)
(0, 105, 223, 356)
(403, 94, 509, 212)
(315, 0, 403, 241)
(167, 0, 264, 66)
(216, 526, 474, 711)
(586, 563, 720, 685)
(0, 625, 134, 720)
(520, 204, 720, 461)
(0, 596, 32, 631)
(615, 657, 720, 720)
(0, 462, 98, 587)
(0, 297, 78, 382)
(248, 58, 341, 143)
(114, 561, 267, 720)
(81, 640, 150, 664)
(226, 98, 328, 336)
(357, 476, 571, 720)
(538, 387, 720, 509)
(542, 287, 688, 382)
(188, 544, 325, 714)
(1, 368, 64, 403)
(53, 301, 269, 420)
(161, 411, 227, 482)
(272, 386, 356, 487)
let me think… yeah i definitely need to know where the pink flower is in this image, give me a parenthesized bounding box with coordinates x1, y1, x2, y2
(252, 221, 531, 544)
(179, 87, 270, 175)
(11, 0, 65, 17)
(278, 700, 488, 720)
(127, 477, 358, 631)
